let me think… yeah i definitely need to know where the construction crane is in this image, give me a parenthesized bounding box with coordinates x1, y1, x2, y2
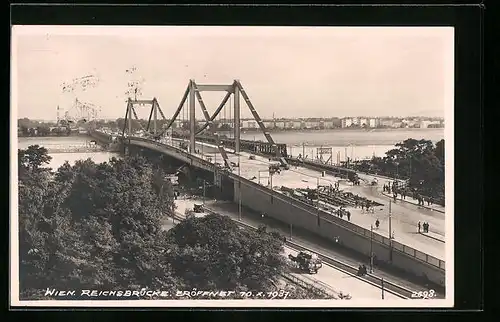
(59, 72, 101, 128)
(57, 98, 101, 129)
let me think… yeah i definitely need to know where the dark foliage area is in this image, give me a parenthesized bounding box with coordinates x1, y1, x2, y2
(18, 146, 287, 300)
(352, 139, 445, 203)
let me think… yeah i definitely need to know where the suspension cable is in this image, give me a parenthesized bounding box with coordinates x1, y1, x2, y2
(229, 98, 232, 138)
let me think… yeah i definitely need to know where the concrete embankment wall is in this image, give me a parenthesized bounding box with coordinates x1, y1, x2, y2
(233, 178, 445, 287)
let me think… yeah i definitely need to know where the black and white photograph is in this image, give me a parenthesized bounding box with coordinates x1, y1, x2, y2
(10, 26, 454, 307)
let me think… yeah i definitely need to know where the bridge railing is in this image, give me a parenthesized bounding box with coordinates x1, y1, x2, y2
(127, 136, 445, 272)
(229, 170, 445, 272)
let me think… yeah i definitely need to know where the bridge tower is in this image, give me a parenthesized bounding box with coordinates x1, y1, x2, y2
(120, 79, 287, 167)
(121, 97, 166, 138)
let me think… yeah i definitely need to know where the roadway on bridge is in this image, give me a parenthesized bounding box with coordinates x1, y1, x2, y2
(172, 198, 401, 300)
(172, 139, 446, 260)
(127, 135, 445, 260)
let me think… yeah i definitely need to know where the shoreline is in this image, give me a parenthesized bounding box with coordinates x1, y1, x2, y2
(237, 128, 444, 134)
(17, 127, 444, 139)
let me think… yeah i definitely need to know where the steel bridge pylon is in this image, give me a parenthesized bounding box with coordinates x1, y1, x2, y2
(121, 79, 287, 166)
(121, 97, 167, 138)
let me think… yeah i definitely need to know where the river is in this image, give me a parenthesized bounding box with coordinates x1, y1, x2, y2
(243, 128, 443, 161)
(18, 128, 443, 169)
(18, 136, 120, 170)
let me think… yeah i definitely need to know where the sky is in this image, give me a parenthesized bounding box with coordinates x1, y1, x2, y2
(12, 26, 454, 121)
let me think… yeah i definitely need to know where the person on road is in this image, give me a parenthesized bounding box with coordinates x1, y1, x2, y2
(346, 211, 351, 221)
(418, 221, 421, 233)
(375, 219, 380, 229)
(357, 265, 364, 276)
(393, 193, 397, 202)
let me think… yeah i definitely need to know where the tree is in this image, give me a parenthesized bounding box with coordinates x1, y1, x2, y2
(18, 145, 52, 178)
(166, 213, 287, 291)
(36, 125, 51, 137)
(18, 147, 288, 300)
(18, 150, 182, 299)
(434, 139, 445, 164)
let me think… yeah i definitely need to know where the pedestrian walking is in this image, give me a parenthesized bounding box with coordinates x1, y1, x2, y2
(375, 219, 380, 229)
(347, 211, 351, 221)
(418, 221, 421, 233)
(392, 231, 395, 239)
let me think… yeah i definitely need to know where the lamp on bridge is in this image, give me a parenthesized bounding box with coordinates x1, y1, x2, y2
(370, 224, 374, 273)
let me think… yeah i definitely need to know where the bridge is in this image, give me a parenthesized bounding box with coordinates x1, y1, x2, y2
(88, 79, 446, 288)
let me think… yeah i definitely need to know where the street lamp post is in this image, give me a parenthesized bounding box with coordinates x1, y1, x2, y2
(388, 199, 393, 261)
(381, 278, 385, 299)
(203, 180, 206, 205)
(370, 224, 374, 273)
(238, 152, 242, 221)
(316, 177, 320, 209)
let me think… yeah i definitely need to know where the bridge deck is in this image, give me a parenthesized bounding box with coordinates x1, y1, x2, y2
(166, 137, 446, 261)
(117, 133, 446, 261)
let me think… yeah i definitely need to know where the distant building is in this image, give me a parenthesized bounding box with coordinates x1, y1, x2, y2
(242, 120, 258, 129)
(322, 120, 334, 129)
(331, 118, 342, 128)
(263, 121, 274, 129)
(368, 118, 380, 128)
(341, 118, 353, 128)
(419, 120, 442, 128)
(274, 121, 285, 129)
(304, 120, 320, 129)
(379, 118, 395, 127)
(173, 119, 183, 128)
(285, 121, 295, 129)
(292, 121, 302, 129)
